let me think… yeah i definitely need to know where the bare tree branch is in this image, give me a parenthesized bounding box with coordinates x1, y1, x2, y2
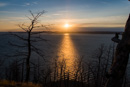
(17, 24, 28, 32)
(9, 32, 28, 41)
(8, 41, 27, 48)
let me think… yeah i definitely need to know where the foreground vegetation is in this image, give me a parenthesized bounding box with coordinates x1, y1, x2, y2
(0, 80, 41, 87)
(0, 44, 130, 87)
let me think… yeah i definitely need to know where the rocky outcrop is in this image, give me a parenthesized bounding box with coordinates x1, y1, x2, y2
(105, 14, 130, 87)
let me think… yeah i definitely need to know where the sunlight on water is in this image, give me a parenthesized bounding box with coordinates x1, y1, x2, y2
(57, 33, 79, 79)
(64, 33, 69, 36)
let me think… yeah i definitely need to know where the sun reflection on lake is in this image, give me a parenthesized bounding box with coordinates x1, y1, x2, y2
(64, 33, 69, 35)
(57, 33, 78, 79)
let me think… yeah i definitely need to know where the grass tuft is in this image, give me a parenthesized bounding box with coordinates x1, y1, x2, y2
(0, 80, 41, 87)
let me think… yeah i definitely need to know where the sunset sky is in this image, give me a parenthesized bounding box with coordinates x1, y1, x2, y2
(0, 0, 130, 31)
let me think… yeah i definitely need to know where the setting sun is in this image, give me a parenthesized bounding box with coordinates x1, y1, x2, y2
(64, 24, 69, 28)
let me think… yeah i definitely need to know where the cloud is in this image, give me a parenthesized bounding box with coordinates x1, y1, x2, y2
(25, 3, 30, 6)
(52, 14, 62, 16)
(51, 15, 127, 28)
(67, 16, 127, 24)
(100, 1, 109, 5)
(24, 2, 38, 6)
(32, 2, 38, 5)
(0, 11, 17, 13)
(0, 17, 28, 23)
(78, 23, 125, 27)
(0, 2, 7, 7)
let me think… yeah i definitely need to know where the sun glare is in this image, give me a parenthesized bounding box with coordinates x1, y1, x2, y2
(64, 24, 69, 28)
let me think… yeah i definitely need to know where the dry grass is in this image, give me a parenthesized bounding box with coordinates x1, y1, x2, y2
(0, 80, 41, 87)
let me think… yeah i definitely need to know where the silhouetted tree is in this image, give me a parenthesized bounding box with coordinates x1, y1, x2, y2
(9, 10, 49, 82)
(0, 56, 4, 79)
(5, 59, 21, 81)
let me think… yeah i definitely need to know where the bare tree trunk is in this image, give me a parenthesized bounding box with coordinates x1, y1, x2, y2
(25, 32, 31, 82)
(21, 59, 24, 82)
(105, 14, 130, 87)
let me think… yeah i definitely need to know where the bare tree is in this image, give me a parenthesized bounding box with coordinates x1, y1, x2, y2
(9, 10, 49, 82)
